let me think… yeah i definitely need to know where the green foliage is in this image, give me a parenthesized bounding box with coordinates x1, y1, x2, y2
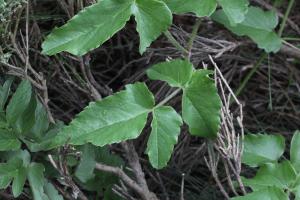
(34, 0, 288, 198)
(290, 130, 300, 171)
(6, 79, 32, 125)
(242, 133, 285, 167)
(182, 70, 221, 138)
(46, 83, 155, 148)
(42, 0, 282, 56)
(132, 0, 172, 54)
(237, 131, 300, 199)
(40, 59, 221, 169)
(75, 144, 97, 182)
(75, 145, 124, 200)
(0, 79, 125, 199)
(42, 0, 172, 55)
(212, 7, 282, 53)
(217, 0, 249, 25)
(147, 59, 193, 88)
(231, 187, 289, 200)
(163, 0, 217, 17)
(146, 106, 182, 169)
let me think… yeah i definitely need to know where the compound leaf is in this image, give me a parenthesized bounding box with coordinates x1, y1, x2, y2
(132, 0, 172, 53)
(42, 0, 132, 56)
(212, 6, 282, 53)
(42, 0, 172, 55)
(231, 187, 288, 200)
(218, 0, 249, 25)
(147, 59, 193, 88)
(291, 130, 300, 172)
(47, 83, 154, 149)
(146, 106, 182, 169)
(242, 134, 285, 167)
(182, 70, 221, 138)
(163, 0, 217, 17)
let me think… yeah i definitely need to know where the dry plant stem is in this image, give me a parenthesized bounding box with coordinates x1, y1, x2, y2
(122, 142, 159, 200)
(209, 56, 246, 195)
(48, 153, 88, 200)
(79, 56, 102, 100)
(95, 163, 148, 198)
(164, 30, 189, 55)
(180, 173, 185, 200)
(223, 159, 239, 196)
(206, 142, 230, 200)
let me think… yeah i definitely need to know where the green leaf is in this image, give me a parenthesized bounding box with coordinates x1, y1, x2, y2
(147, 59, 193, 88)
(12, 166, 27, 197)
(243, 161, 297, 191)
(77, 146, 123, 193)
(212, 6, 282, 53)
(231, 187, 288, 200)
(42, 0, 133, 56)
(15, 94, 37, 134)
(132, 0, 172, 53)
(146, 106, 182, 169)
(217, 0, 249, 25)
(0, 129, 21, 151)
(24, 121, 64, 152)
(291, 130, 300, 172)
(6, 80, 32, 125)
(182, 70, 221, 138)
(44, 182, 63, 200)
(27, 163, 48, 200)
(242, 134, 285, 167)
(47, 83, 154, 149)
(163, 0, 217, 17)
(0, 78, 13, 110)
(0, 158, 27, 197)
(29, 101, 49, 140)
(75, 144, 96, 182)
(0, 175, 12, 189)
(42, 0, 172, 55)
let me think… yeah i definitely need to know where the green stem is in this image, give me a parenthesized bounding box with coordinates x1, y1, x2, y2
(157, 19, 202, 108)
(156, 88, 182, 108)
(164, 30, 189, 55)
(186, 18, 201, 59)
(234, 53, 267, 98)
(278, 0, 295, 37)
